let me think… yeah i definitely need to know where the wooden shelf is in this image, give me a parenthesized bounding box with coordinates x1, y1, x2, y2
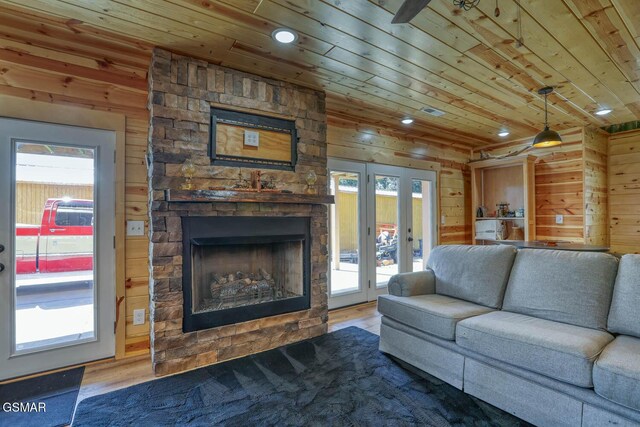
(166, 189, 335, 204)
(475, 217, 526, 221)
(476, 238, 521, 243)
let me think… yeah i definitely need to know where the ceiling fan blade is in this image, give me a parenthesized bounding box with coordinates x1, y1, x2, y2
(391, 0, 432, 24)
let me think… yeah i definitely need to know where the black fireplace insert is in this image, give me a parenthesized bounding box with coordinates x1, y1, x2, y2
(182, 216, 311, 332)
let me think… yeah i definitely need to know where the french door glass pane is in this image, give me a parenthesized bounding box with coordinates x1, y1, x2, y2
(14, 142, 96, 352)
(411, 179, 431, 272)
(329, 171, 360, 295)
(375, 175, 399, 287)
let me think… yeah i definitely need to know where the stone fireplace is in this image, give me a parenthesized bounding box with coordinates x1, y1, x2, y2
(147, 48, 329, 376)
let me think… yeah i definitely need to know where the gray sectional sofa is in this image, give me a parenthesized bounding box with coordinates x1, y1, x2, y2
(378, 245, 640, 427)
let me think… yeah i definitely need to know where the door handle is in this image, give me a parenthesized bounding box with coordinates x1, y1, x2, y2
(407, 237, 414, 242)
(0, 244, 4, 253)
(0, 264, 4, 272)
(49, 228, 66, 232)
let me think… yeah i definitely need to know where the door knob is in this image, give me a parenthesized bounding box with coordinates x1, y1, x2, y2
(0, 264, 4, 272)
(0, 244, 4, 253)
(408, 237, 414, 242)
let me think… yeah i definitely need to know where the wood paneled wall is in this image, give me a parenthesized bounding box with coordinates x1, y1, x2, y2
(475, 128, 586, 243)
(609, 129, 640, 254)
(327, 116, 472, 245)
(0, 6, 153, 357)
(583, 128, 609, 246)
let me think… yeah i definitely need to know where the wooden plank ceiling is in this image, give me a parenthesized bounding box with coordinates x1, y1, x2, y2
(1, 0, 639, 148)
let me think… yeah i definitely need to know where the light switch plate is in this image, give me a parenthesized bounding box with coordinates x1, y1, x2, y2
(127, 220, 145, 236)
(133, 309, 145, 325)
(441, 215, 446, 225)
(244, 130, 260, 147)
(555, 214, 564, 224)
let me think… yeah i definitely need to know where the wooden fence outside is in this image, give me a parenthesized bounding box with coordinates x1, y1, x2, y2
(335, 189, 426, 252)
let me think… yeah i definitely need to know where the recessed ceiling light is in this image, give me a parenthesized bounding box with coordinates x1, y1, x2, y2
(272, 28, 298, 44)
(595, 108, 612, 116)
(401, 118, 414, 124)
(498, 130, 510, 137)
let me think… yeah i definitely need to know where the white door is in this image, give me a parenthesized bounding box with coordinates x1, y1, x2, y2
(328, 160, 437, 309)
(0, 118, 116, 380)
(403, 168, 438, 273)
(328, 160, 368, 308)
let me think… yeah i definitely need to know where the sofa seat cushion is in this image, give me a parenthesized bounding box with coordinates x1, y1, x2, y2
(593, 336, 640, 411)
(378, 294, 494, 340)
(456, 311, 614, 387)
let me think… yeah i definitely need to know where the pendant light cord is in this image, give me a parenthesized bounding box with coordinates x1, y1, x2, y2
(544, 92, 548, 128)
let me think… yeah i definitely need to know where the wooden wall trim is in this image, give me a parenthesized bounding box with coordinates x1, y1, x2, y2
(0, 94, 128, 358)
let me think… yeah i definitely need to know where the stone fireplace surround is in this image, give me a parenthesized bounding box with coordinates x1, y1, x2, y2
(147, 48, 329, 376)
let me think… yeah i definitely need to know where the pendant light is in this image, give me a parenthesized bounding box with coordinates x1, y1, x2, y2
(533, 86, 562, 148)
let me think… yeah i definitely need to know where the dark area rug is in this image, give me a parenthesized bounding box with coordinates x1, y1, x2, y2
(0, 366, 84, 427)
(73, 327, 530, 426)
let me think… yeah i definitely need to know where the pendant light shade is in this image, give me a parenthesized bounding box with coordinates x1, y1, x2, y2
(533, 86, 562, 148)
(533, 126, 562, 148)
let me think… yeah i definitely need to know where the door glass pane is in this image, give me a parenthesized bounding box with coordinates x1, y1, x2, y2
(14, 142, 95, 353)
(329, 171, 360, 295)
(411, 179, 432, 272)
(375, 175, 399, 287)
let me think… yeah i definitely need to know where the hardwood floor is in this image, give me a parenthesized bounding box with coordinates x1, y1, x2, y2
(76, 301, 381, 403)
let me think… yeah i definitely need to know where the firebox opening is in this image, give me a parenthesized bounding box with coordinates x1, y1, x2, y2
(182, 216, 311, 332)
(191, 237, 305, 313)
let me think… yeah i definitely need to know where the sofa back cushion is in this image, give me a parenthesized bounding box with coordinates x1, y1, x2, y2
(607, 254, 640, 337)
(503, 249, 619, 330)
(427, 245, 517, 308)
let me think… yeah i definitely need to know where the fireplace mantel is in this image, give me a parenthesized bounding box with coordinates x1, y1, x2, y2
(166, 189, 335, 204)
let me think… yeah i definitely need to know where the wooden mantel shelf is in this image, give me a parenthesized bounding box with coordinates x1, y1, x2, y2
(166, 189, 335, 204)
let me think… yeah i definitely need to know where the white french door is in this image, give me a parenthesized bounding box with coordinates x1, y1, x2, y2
(328, 160, 437, 309)
(0, 118, 116, 380)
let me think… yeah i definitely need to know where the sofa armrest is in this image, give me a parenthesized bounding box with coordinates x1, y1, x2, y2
(387, 269, 436, 297)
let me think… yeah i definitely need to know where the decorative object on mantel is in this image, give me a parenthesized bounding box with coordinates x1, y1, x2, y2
(232, 170, 251, 190)
(305, 170, 318, 194)
(214, 169, 282, 193)
(250, 170, 262, 191)
(180, 157, 196, 190)
(262, 175, 277, 190)
(533, 86, 563, 148)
